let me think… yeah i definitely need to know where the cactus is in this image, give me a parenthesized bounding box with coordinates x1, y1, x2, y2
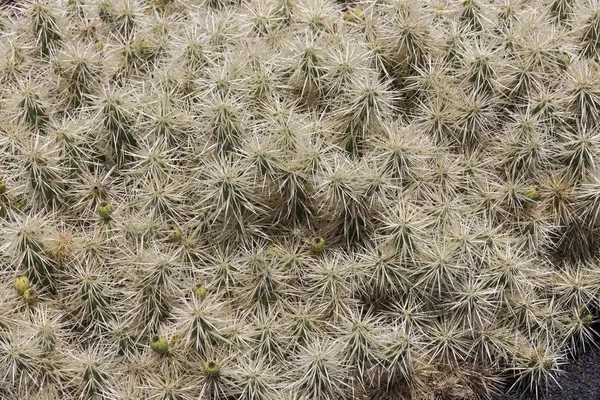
(28, 0, 63, 57)
(2, 0, 600, 399)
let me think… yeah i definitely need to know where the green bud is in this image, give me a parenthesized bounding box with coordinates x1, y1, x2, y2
(265, 245, 284, 259)
(168, 226, 183, 243)
(15, 199, 26, 211)
(343, 8, 363, 22)
(150, 334, 169, 354)
(523, 188, 539, 201)
(582, 314, 594, 325)
(24, 288, 38, 306)
(132, 41, 154, 59)
(193, 283, 207, 300)
(310, 236, 325, 254)
(203, 360, 220, 378)
(557, 54, 570, 70)
(0, 180, 6, 195)
(97, 201, 113, 219)
(14, 275, 30, 296)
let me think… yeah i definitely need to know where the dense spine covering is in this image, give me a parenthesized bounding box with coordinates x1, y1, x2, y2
(1, 0, 600, 399)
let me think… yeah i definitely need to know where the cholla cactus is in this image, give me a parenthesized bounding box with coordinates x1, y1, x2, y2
(2, 0, 600, 399)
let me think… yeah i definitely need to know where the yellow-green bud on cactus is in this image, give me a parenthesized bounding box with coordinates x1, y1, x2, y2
(557, 54, 570, 70)
(582, 314, 594, 325)
(97, 201, 113, 219)
(132, 41, 155, 59)
(542, 359, 553, 369)
(0, 179, 6, 195)
(24, 288, 38, 306)
(523, 187, 539, 201)
(168, 226, 183, 243)
(150, 334, 169, 354)
(311, 236, 325, 254)
(15, 199, 26, 210)
(265, 245, 284, 259)
(203, 360, 220, 377)
(193, 283, 207, 300)
(14, 275, 29, 296)
(343, 8, 363, 22)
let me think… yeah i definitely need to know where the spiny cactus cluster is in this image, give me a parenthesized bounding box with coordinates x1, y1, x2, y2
(1, 0, 600, 399)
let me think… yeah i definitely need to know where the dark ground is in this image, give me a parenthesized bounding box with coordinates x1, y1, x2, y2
(498, 344, 600, 400)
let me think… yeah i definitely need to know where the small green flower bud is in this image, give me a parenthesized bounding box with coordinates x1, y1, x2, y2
(265, 245, 284, 259)
(14, 275, 30, 296)
(132, 41, 154, 59)
(310, 236, 325, 254)
(168, 226, 183, 243)
(557, 54, 570, 70)
(0, 180, 6, 195)
(150, 334, 169, 354)
(542, 359, 553, 369)
(97, 201, 113, 219)
(193, 283, 207, 300)
(582, 314, 594, 325)
(343, 8, 363, 22)
(15, 199, 27, 211)
(24, 288, 38, 306)
(203, 360, 220, 378)
(523, 188, 539, 201)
